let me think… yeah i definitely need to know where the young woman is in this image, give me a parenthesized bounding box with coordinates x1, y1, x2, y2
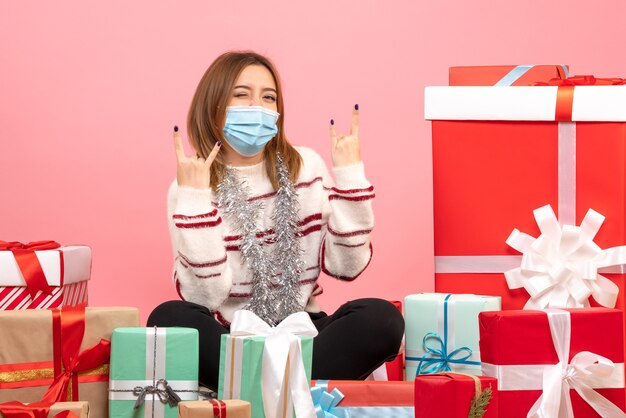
(147, 51, 404, 390)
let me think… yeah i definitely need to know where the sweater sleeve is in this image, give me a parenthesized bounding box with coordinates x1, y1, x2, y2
(167, 180, 232, 310)
(315, 155, 375, 281)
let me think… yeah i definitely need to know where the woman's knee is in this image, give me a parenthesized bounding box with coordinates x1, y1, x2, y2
(147, 300, 204, 327)
(346, 298, 405, 353)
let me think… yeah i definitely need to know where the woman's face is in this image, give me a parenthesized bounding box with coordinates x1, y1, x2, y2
(228, 64, 278, 112)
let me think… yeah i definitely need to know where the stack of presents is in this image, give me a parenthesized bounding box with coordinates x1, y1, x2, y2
(3, 64, 626, 417)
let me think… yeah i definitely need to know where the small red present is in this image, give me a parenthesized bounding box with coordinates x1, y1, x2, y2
(479, 308, 625, 417)
(311, 380, 413, 416)
(0, 241, 90, 310)
(414, 373, 497, 418)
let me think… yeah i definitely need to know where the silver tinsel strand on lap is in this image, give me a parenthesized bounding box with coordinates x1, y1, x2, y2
(216, 155, 304, 325)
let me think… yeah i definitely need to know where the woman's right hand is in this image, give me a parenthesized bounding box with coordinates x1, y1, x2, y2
(174, 127, 221, 189)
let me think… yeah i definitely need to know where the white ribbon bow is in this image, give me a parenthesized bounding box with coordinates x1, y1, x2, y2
(505, 205, 626, 309)
(230, 310, 318, 418)
(527, 309, 626, 418)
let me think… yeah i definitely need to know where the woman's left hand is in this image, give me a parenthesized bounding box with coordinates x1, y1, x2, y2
(330, 105, 361, 167)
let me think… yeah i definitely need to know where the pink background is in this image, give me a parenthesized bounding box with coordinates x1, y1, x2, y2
(2, 1, 625, 322)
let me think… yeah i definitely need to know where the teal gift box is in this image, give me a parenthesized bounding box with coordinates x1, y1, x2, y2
(218, 333, 313, 418)
(108, 327, 199, 418)
(404, 293, 500, 379)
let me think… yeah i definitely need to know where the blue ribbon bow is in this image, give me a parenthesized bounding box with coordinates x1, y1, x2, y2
(407, 294, 481, 376)
(311, 383, 344, 418)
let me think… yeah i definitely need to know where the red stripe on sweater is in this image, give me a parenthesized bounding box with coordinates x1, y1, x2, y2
(195, 272, 222, 279)
(324, 185, 374, 194)
(328, 193, 375, 202)
(225, 224, 322, 251)
(229, 277, 319, 298)
(245, 177, 324, 203)
(215, 311, 230, 327)
(178, 252, 227, 268)
(172, 208, 218, 220)
(175, 218, 222, 229)
(333, 242, 366, 248)
(223, 213, 322, 242)
(320, 241, 373, 281)
(327, 225, 372, 237)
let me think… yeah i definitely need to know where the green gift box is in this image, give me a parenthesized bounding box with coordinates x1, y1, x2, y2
(218, 312, 315, 418)
(404, 293, 501, 379)
(108, 327, 199, 418)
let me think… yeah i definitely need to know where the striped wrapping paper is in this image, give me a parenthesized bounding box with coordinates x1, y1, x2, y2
(0, 245, 91, 310)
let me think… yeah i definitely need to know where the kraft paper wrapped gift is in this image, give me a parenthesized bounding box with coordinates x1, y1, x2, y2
(414, 373, 498, 418)
(449, 64, 568, 86)
(0, 306, 139, 418)
(178, 400, 250, 418)
(426, 75, 626, 311)
(0, 241, 91, 310)
(404, 293, 500, 379)
(218, 311, 315, 418)
(479, 308, 626, 417)
(108, 327, 199, 418)
(310, 380, 414, 417)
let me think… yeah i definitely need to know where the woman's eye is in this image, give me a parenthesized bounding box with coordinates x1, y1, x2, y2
(264, 96, 277, 102)
(234, 93, 248, 98)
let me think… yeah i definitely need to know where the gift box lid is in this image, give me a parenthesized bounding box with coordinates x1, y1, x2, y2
(0, 246, 91, 286)
(449, 65, 569, 86)
(425, 85, 626, 121)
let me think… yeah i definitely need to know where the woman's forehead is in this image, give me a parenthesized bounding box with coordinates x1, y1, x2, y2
(234, 65, 276, 89)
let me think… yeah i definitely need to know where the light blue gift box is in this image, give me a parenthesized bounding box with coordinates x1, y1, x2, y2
(404, 293, 500, 379)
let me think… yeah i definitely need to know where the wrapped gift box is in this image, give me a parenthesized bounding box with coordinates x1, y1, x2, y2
(404, 293, 500, 379)
(414, 373, 497, 418)
(218, 311, 315, 418)
(0, 243, 91, 310)
(178, 400, 250, 418)
(0, 306, 139, 418)
(109, 327, 199, 418)
(426, 78, 626, 311)
(0, 401, 89, 418)
(311, 380, 414, 417)
(449, 64, 568, 86)
(479, 308, 625, 417)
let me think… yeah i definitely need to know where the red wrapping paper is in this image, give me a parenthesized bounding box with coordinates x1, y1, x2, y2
(449, 65, 568, 86)
(478, 308, 625, 417)
(414, 373, 498, 418)
(311, 380, 413, 406)
(433, 120, 626, 310)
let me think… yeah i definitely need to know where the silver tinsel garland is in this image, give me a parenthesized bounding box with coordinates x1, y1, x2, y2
(216, 155, 304, 325)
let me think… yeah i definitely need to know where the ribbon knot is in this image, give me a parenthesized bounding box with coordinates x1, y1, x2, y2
(230, 309, 318, 418)
(310, 385, 344, 418)
(132, 379, 181, 409)
(417, 332, 474, 375)
(527, 310, 626, 418)
(505, 205, 626, 309)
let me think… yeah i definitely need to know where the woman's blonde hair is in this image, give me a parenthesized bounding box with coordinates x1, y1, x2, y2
(187, 51, 302, 190)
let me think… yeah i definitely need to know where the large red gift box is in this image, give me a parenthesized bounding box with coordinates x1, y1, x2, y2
(0, 241, 90, 310)
(449, 64, 568, 86)
(414, 373, 498, 418)
(479, 308, 625, 417)
(426, 78, 626, 311)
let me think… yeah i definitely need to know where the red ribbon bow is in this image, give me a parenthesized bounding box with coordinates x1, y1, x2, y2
(0, 402, 79, 418)
(533, 75, 626, 121)
(0, 241, 62, 298)
(39, 305, 111, 403)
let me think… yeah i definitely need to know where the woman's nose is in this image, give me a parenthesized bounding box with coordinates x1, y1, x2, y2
(250, 96, 260, 106)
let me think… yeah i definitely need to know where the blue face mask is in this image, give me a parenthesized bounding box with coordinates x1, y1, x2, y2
(222, 106, 280, 157)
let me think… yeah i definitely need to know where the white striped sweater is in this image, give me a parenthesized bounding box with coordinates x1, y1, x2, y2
(167, 146, 375, 325)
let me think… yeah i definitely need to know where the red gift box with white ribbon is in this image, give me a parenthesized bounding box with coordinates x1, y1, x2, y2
(0, 241, 90, 310)
(479, 308, 626, 417)
(426, 75, 626, 311)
